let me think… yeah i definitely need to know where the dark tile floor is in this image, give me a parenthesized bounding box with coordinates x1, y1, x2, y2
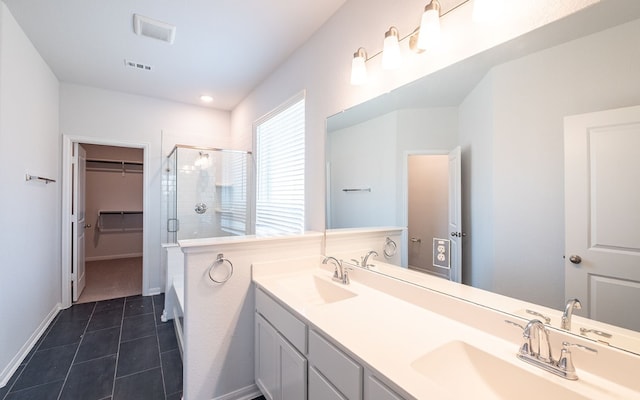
(0, 294, 182, 400)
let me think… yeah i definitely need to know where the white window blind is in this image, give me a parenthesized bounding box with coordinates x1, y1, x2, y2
(255, 97, 305, 235)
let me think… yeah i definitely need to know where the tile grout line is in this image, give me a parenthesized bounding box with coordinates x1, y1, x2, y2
(113, 365, 164, 380)
(56, 302, 97, 400)
(154, 296, 170, 400)
(110, 297, 128, 399)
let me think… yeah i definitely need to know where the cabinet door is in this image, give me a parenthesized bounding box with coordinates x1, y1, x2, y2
(279, 335, 307, 400)
(255, 314, 279, 400)
(364, 373, 405, 400)
(309, 366, 347, 400)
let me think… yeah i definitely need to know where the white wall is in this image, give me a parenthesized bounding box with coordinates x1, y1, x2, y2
(0, 2, 60, 386)
(327, 112, 397, 228)
(458, 71, 495, 291)
(59, 84, 232, 294)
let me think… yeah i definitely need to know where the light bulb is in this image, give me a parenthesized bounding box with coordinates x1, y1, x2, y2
(382, 27, 402, 70)
(350, 48, 368, 85)
(417, 1, 441, 51)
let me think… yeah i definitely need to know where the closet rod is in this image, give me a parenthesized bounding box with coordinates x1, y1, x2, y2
(98, 210, 143, 215)
(86, 159, 143, 166)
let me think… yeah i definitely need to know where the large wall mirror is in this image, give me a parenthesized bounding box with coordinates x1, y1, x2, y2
(326, 0, 640, 354)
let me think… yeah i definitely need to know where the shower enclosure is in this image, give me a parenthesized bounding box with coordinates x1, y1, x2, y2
(166, 145, 253, 242)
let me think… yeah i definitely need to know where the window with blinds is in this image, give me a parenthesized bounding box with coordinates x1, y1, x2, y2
(255, 95, 305, 235)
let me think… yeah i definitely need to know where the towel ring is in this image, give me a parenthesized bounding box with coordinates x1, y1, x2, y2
(208, 253, 233, 284)
(383, 237, 397, 258)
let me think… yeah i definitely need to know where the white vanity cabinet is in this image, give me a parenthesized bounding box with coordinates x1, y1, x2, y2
(255, 288, 308, 400)
(254, 285, 407, 400)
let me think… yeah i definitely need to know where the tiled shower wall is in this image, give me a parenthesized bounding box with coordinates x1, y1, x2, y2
(162, 147, 251, 244)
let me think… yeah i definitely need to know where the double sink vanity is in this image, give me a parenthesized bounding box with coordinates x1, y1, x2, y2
(252, 255, 640, 400)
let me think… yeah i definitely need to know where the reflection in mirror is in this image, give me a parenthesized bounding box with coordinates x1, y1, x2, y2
(325, 2, 640, 354)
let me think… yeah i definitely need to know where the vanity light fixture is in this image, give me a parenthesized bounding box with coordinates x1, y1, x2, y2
(382, 27, 402, 70)
(417, 0, 442, 51)
(349, 0, 470, 86)
(350, 47, 368, 85)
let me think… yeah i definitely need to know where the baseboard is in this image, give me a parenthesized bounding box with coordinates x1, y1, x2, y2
(0, 302, 62, 388)
(144, 286, 162, 296)
(211, 384, 262, 400)
(85, 252, 143, 262)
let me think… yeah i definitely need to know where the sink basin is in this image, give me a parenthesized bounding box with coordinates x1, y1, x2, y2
(411, 341, 588, 400)
(276, 274, 357, 305)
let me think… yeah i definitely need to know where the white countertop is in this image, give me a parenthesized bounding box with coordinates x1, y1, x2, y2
(252, 256, 640, 400)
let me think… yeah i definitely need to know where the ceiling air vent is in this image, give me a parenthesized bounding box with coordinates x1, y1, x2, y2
(124, 59, 153, 71)
(133, 14, 176, 44)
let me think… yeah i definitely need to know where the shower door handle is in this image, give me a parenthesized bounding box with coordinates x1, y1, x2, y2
(167, 218, 179, 233)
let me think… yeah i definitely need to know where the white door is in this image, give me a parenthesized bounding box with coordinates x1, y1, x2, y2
(72, 143, 87, 301)
(564, 105, 640, 331)
(448, 146, 462, 283)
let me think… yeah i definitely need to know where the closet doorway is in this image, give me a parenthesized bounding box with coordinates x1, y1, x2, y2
(61, 137, 148, 308)
(76, 144, 144, 303)
(404, 147, 462, 283)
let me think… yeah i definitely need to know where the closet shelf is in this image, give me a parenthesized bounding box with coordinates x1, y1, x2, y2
(97, 210, 143, 232)
(86, 159, 143, 174)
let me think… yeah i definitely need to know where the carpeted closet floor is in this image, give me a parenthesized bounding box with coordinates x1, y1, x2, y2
(77, 257, 142, 304)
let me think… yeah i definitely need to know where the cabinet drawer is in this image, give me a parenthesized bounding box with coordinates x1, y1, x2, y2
(308, 330, 362, 400)
(365, 373, 405, 400)
(309, 366, 347, 400)
(255, 288, 307, 353)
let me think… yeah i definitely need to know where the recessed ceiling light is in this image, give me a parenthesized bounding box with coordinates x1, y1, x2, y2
(200, 95, 213, 103)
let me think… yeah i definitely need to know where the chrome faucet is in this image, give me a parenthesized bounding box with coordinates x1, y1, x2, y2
(522, 319, 553, 363)
(561, 298, 582, 330)
(507, 318, 597, 380)
(323, 256, 350, 284)
(361, 250, 378, 269)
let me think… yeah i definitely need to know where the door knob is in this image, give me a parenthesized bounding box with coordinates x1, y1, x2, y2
(410, 237, 422, 243)
(569, 255, 582, 264)
(450, 232, 466, 238)
(84, 224, 91, 229)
